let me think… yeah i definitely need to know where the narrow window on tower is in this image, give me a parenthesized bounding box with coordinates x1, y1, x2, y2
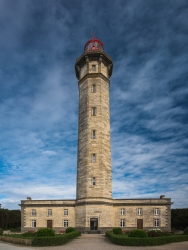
(138, 208, 142, 216)
(91, 130, 96, 139)
(91, 84, 96, 93)
(92, 65, 96, 72)
(91, 107, 96, 116)
(92, 153, 96, 162)
(92, 177, 96, 185)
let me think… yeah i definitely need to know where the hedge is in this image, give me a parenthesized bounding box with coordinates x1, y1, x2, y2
(65, 227, 75, 233)
(128, 229, 148, 238)
(112, 227, 122, 235)
(32, 231, 81, 246)
(106, 231, 188, 246)
(35, 228, 55, 237)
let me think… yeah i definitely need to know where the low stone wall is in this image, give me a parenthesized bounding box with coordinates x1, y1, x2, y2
(0, 236, 32, 246)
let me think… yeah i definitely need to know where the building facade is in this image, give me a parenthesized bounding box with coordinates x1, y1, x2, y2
(20, 37, 172, 233)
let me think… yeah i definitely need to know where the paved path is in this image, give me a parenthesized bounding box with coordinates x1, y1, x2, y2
(1, 234, 188, 250)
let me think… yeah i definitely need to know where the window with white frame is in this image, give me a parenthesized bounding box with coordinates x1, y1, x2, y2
(91, 130, 96, 139)
(154, 208, 160, 215)
(91, 84, 96, 92)
(64, 220, 68, 228)
(64, 209, 68, 216)
(138, 208, 142, 215)
(120, 208, 125, 215)
(92, 65, 96, 72)
(91, 107, 96, 116)
(92, 177, 96, 186)
(92, 154, 96, 162)
(31, 220, 36, 228)
(31, 209, 36, 216)
(47, 209, 52, 216)
(120, 219, 125, 227)
(154, 219, 160, 227)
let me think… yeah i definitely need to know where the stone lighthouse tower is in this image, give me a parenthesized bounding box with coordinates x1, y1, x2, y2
(19, 37, 172, 234)
(75, 37, 113, 231)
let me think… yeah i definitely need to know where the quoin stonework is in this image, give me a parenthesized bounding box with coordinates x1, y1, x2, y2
(20, 37, 172, 233)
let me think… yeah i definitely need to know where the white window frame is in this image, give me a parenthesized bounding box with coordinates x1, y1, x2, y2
(47, 209, 52, 216)
(64, 209, 68, 216)
(91, 130, 96, 139)
(31, 209, 36, 216)
(92, 177, 96, 186)
(138, 208, 142, 215)
(92, 65, 96, 72)
(64, 220, 68, 228)
(154, 219, 160, 227)
(120, 219, 125, 227)
(154, 208, 160, 215)
(31, 220, 36, 228)
(92, 154, 96, 162)
(120, 208, 125, 215)
(91, 84, 96, 92)
(91, 107, 96, 116)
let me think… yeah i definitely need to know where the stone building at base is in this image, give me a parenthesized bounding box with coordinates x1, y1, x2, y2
(20, 196, 171, 232)
(20, 37, 172, 233)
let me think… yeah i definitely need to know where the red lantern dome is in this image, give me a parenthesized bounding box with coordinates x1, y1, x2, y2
(84, 36, 104, 52)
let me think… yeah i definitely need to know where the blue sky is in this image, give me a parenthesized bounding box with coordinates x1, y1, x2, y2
(0, 0, 188, 210)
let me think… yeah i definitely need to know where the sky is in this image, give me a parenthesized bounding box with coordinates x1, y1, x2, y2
(0, 0, 188, 210)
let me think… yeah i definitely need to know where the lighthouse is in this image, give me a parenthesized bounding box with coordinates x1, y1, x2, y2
(75, 37, 114, 231)
(20, 37, 172, 234)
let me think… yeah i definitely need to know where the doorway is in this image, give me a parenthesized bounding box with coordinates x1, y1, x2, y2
(137, 219, 143, 229)
(47, 220, 53, 228)
(90, 218, 98, 230)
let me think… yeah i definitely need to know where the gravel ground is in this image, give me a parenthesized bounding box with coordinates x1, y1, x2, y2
(1, 234, 188, 250)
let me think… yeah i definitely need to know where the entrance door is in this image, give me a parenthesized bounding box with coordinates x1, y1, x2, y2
(47, 220, 53, 228)
(137, 219, 143, 229)
(90, 218, 98, 230)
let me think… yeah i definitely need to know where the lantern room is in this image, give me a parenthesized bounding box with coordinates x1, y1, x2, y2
(84, 37, 104, 52)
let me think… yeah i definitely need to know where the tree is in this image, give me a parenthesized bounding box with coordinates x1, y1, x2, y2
(171, 208, 188, 230)
(0, 209, 21, 229)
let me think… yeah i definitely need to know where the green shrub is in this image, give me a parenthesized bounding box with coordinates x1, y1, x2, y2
(65, 227, 75, 233)
(184, 227, 188, 235)
(0, 228, 3, 235)
(113, 227, 122, 235)
(148, 230, 171, 237)
(35, 228, 55, 237)
(22, 231, 36, 237)
(128, 229, 148, 238)
(32, 231, 81, 246)
(106, 231, 188, 246)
